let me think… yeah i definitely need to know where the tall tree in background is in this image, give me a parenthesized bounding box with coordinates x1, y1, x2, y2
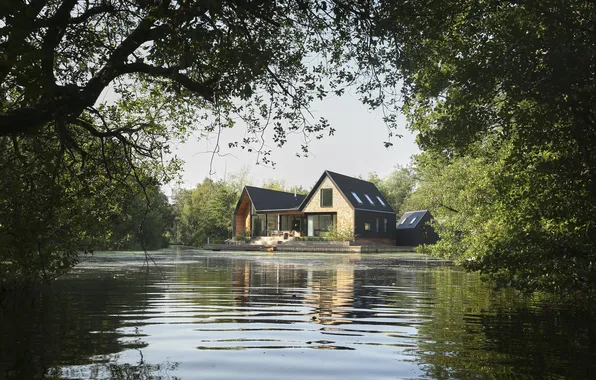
(394, 0, 596, 293)
(171, 178, 239, 246)
(262, 178, 309, 195)
(368, 165, 416, 215)
(104, 185, 173, 251)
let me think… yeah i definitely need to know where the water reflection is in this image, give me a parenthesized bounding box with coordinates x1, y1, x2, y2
(1, 249, 595, 379)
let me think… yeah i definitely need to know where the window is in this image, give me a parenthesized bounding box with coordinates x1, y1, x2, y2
(376, 218, 379, 232)
(351, 192, 363, 204)
(399, 218, 407, 225)
(409, 217, 417, 225)
(320, 188, 333, 207)
(384, 218, 388, 232)
(364, 223, 371, 231)
(376, 196, 386, 207)
(281, 215, 304, 232)
(308, 214, 334, 236)
(253, 214, 266, 236)
(267, 214, 280, 232)
(364, 194, 375, 206)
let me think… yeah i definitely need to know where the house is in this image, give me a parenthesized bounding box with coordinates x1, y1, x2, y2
(233, 170, 396, 242)
(395, 210, 439, 246)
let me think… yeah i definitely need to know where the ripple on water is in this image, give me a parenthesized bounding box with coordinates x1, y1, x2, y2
(2, 250, 595, 380)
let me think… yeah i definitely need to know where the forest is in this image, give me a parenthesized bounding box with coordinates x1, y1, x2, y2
(1, 0, 594, 294)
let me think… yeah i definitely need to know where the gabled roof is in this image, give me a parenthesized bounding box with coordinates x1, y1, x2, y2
(243, 186, 306, 212)
(299, 170, 395, 213)
(396, 210, 432, 229)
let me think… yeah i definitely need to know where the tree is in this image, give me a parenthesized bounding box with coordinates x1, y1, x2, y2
(104, 185, 174, 251)
(261, 178, 288, 192)
(1, 0, 400, 152)
(393, 0, 596, 292)
(368, 165, 416, 215)
(171, 178, 238, 246)
(0, 0, 401, 278)
(261, 178, 309, 194)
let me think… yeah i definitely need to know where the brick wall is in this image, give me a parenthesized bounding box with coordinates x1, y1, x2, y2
(302, 176, 354, 231)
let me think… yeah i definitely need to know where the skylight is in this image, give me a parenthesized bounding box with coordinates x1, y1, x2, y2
(399, 218, 407, 225)
(351, 192, 363, 204)
(409, 217, 417, 225)
(376, 196, 386, 207)
(364, 194, 375, 206)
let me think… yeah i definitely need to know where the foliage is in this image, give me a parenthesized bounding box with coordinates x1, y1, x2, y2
(261, 179, 288, 192)
(368, 166, 416, 214)
(293, 236, 328, 242)
(1, 0, 401, 157)
(233, 230, 252, 244)
(102, 185, 174, 251)
(171, 177, 242, 247)
(395, 0, 596, 293)
(0, 126, 171, 280)
(325, 226, 354, 242)
(262, 178, 309, 195)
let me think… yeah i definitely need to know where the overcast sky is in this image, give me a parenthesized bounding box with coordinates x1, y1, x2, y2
(164, 92, 419, 195)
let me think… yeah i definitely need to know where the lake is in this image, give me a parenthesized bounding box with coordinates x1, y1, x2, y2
(1, 247, 595, 379)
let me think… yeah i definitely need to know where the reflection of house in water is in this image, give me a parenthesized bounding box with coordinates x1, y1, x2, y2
(229, 258, 356, 325)
(231, 260, 309, 307)
(304, 263, 355, 325)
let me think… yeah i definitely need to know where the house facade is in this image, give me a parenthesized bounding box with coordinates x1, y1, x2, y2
(233, 170, 396, 241)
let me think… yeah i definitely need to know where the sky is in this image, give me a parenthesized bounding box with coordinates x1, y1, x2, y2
(164, 92, 420, 195)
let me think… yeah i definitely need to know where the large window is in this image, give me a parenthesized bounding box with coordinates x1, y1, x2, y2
(267, 214, 280, 232)
(252, 215, 266, 236)
(280, 215, 303, 232)
(320, 188, 333, 207)
(308, 214, 334, 236)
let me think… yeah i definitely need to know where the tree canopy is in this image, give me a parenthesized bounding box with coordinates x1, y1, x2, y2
(367, 165, 415, 215)
(398, 0, 596, 293)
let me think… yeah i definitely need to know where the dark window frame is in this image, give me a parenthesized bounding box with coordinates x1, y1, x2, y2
(320, 188, 333, 207)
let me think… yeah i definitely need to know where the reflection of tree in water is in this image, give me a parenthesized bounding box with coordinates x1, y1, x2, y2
(414, 268, 596, 379)
(0, 272, 161, 379)
(51, 349, 180, 380)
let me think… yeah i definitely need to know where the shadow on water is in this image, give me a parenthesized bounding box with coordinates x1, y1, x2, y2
(1, 248, 595, 379)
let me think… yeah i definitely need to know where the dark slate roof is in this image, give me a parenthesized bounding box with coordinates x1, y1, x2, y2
(396, 210, 432, 229)
(245, 186, 306, 212)
(299, 170, 395, 213)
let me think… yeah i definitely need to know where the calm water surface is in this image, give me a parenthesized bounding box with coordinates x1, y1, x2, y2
(1, 247, 595, 379)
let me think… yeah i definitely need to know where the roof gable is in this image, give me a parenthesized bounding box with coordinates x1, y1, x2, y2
(325, 171, 394, 213)
(244, 186, 306, 212)
(396, 210, 432, 229)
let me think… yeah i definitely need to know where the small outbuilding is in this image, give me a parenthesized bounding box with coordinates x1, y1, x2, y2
(396, 210, 439, 246)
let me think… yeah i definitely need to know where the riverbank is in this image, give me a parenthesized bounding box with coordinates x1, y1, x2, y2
(203, 243, 418, 254)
